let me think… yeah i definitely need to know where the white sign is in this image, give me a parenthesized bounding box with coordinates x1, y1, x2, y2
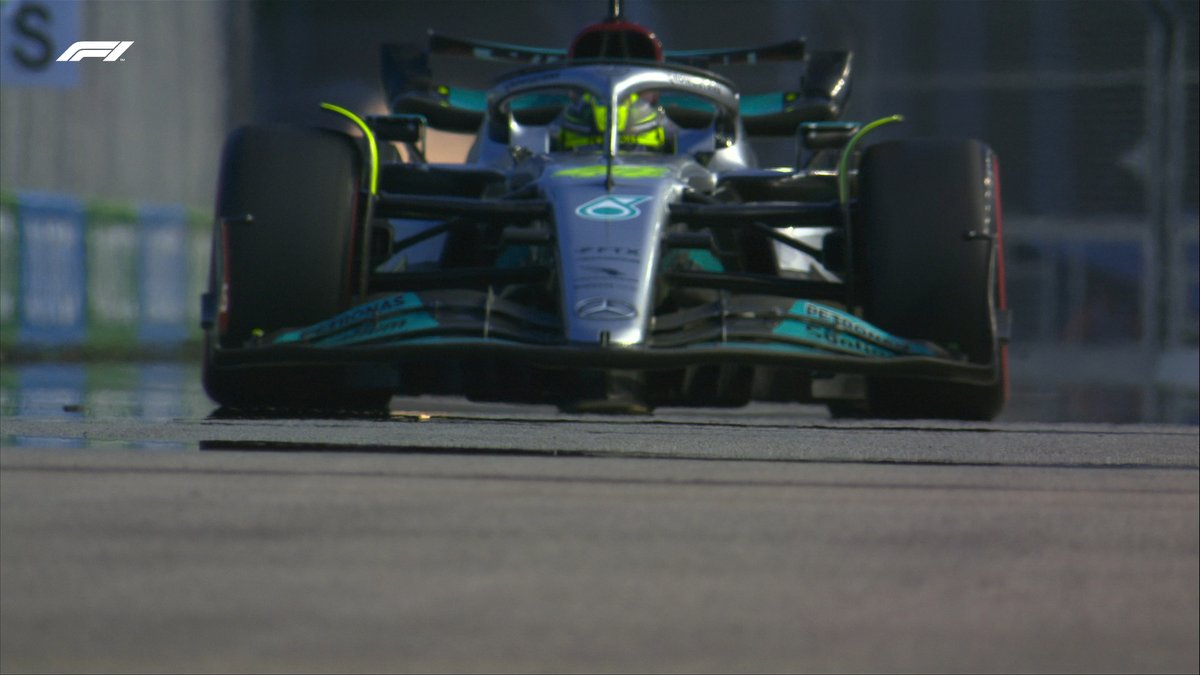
(0, 0, 81, 88)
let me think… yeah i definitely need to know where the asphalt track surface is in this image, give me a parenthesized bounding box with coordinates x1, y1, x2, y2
(2, 396, 1198, 674)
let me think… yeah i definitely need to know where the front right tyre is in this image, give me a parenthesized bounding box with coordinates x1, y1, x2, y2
(849, 138, 1008, 420)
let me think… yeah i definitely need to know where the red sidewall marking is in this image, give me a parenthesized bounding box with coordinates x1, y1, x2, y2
(992, 154, 1010, 401)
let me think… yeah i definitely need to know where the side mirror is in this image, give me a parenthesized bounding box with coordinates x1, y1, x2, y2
(798, 121, 860, 151)
(368, 114, 426, 144)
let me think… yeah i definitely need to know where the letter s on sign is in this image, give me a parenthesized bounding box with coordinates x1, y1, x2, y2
(11, 2, 55, 70)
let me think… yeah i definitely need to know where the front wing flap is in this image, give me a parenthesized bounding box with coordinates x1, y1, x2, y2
(209, 291, 998, 386)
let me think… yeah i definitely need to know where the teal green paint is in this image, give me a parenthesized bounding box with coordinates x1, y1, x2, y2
(687, 250, 724, 272)
(661, 249, 724, 273)
(772, 318, 894, 358)
(739, 92, 787, 116)
(778, 300, 937, 357)
(445, 86, 487, 111)
(318, 311, 439, 346)
(274, 293, 437, 345)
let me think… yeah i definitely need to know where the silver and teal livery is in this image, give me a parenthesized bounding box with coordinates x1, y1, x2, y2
(202, 19, 1009, 418)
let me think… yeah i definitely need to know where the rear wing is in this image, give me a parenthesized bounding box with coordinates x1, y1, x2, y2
(381, 34, 851, 137)
(427, 31, 806, 67)
(381, 43, 486, 133)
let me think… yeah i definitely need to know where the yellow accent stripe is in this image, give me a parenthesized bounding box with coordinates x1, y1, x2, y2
(555, 165, 670, 178)
(320, 102, 379, 195)
(837, 114, 904, 205)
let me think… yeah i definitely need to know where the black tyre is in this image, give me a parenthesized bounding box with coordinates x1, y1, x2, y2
(202, 125, 392, 410)
(849, 138, 1008, 420)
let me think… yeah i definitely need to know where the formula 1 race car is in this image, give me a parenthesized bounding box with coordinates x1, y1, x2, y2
(200, 1, 1010, 418)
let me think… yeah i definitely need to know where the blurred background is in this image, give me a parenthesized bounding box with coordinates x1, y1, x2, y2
(1, 0, 1196, 423)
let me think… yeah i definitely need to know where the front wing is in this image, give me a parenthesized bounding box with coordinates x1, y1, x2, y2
(208, 291, 999, 386)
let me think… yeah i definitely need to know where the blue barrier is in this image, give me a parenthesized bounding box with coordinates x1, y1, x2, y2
(18, 192, 86, 345)
(0, 191, 207, 351)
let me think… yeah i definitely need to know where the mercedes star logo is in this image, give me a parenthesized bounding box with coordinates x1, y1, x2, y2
(574, 297, 639, 320)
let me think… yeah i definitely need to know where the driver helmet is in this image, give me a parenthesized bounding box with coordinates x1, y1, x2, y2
(560, 20, 667, 150)
(560, 91, 665, 150)
(568, 19, 663, 61)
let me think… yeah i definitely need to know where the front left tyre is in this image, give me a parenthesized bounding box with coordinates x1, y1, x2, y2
(202, 124, 392, 411)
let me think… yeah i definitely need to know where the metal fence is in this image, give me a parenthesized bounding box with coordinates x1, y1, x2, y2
(832, 0, 1199, 423)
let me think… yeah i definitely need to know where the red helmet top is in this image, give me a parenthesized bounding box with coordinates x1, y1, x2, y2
(568, 20, 663, 61)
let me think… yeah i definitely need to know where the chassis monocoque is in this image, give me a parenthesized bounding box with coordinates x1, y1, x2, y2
(201, 23, 1010, 419)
